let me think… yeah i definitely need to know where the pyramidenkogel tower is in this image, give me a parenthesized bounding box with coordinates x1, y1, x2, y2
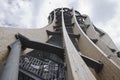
(0, 8, 120, 80)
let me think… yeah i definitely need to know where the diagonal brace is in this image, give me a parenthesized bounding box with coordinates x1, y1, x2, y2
(15, 33, 64, 59)
(81, 55, 104, 73)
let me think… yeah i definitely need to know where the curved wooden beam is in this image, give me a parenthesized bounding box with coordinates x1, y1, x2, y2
(61, 8, 96, 80)
(72, 9, 120, 80)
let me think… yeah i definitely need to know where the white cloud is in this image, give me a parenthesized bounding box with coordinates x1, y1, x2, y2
(31, 0, 44, 28)
(35, 0, 73, 28)
(90, 0, 117, 24)
(0, 0, 119, 49)
(0, 0, 32, 28)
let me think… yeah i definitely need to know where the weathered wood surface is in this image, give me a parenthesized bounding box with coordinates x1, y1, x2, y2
(72, 9, 120, 80)
(62, 9, 96, 80)
(0, 8, 120, 80)
(0, 23, 55, 63)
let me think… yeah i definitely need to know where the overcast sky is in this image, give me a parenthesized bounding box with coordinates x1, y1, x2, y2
(0, 0, 120, 49)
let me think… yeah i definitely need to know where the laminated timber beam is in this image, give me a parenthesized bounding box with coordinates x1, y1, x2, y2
(61, 8, 103, 73)
(73, 9, 120, 80)
(61, 8, 96, 80)
(15, 33, 64, 59)
(0, 40, 21, 80)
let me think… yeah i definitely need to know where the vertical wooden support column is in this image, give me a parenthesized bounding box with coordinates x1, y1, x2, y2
(61, 8, 96, 80)
(0, 40, 21, 80)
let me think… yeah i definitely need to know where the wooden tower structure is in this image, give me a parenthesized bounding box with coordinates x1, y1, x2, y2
(0, 8, 120, 80)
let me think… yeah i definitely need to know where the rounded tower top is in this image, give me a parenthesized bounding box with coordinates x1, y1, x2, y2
(48, 7, 81, 23)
